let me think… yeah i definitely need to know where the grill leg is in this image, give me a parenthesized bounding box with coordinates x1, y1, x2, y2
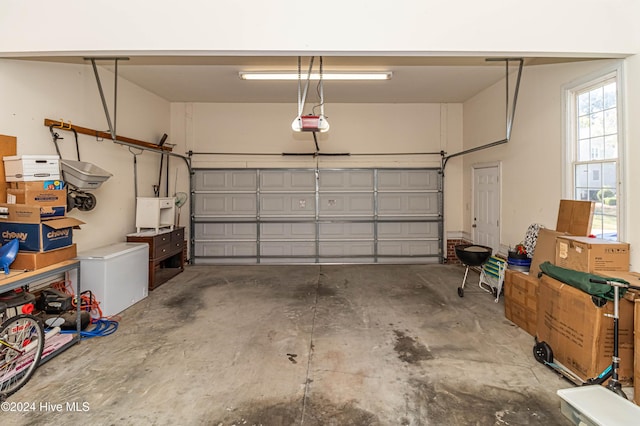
(457, 265, 470, 297)
(461, 266, 470, 289)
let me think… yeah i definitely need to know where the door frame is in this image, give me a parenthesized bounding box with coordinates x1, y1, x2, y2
(471, 162, 501, 251)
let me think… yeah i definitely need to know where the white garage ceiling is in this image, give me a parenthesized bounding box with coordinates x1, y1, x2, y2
(23, 55, 598, 103)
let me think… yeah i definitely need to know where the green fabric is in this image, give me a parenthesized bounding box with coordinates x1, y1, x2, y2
(539, 261, 628, 301)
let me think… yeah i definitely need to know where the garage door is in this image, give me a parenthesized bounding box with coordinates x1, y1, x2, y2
(191, 168, 442, 264)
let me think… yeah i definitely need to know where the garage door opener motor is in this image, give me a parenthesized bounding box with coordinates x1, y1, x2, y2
(291, 56, 330, 133)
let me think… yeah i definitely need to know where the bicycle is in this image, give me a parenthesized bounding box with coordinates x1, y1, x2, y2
(533, 276, 640, 399)
(0, 307, 45, 400)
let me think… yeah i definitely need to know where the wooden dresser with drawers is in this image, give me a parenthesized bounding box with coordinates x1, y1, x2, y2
(126, 226, 184, 290)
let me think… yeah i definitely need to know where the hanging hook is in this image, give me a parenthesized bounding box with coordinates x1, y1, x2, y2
(128, 146, 144, 156)
(57, 119, 72, 130)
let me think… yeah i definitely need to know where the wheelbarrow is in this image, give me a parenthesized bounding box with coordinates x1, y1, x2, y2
(49, 125, 112, 212)
(60, 159, 112, 211)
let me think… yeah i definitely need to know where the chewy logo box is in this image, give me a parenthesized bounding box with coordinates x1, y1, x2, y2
(0, 204, 83, 252)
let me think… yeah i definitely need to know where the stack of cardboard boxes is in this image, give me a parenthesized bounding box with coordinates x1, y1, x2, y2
(0, 154, 83, 270)
(503, 200, 640, 404)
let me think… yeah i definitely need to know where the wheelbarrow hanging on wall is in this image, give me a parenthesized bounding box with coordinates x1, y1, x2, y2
(49, 124, 112, 211)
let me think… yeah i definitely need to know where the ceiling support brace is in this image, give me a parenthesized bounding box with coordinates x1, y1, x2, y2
(82, 58, 192, 174)
(441, 58, 524, 174)
(86, 57, 127, 142)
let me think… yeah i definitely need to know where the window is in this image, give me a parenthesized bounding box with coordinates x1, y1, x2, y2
(568, 73, 621, 240)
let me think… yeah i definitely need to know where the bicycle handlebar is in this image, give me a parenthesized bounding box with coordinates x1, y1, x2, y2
(589, 277, 640, 291)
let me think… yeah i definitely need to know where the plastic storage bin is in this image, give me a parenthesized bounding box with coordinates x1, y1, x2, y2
(557, 386, 640, 426)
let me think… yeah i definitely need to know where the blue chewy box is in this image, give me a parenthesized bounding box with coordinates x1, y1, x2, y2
(0, 204, 83, 252)
(0, 221, 74, 252)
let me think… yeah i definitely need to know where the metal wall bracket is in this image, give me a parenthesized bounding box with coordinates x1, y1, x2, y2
(442, 58, 524, 174)
(84, 57, 129, 142)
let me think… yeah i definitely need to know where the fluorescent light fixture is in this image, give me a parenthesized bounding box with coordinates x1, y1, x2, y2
(239, 72, 392, 81)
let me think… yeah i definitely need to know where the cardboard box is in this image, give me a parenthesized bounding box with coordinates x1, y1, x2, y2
(504, 269, 539, 336)
(556, 199, 595, 236)
(529, 228, 568, 277)
(555, 236, 629, 273)
(0, 204, 83, 252)
(7, 181, 66, 218)
(537, 274, 634, 384)
(8, 180, 64, 191)
(3, 155, 60, 182)
(597, 271, 640, 302)
(0, 135, 17, 203)
(11, 244, 77, 270)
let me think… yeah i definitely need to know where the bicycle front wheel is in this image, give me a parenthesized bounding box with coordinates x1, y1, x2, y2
(0, 314, 45, 398)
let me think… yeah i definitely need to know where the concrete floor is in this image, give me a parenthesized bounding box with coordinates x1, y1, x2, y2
(4, 264, 574, 425)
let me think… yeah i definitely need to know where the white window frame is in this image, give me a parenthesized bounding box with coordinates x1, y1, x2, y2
(562, 61, 626, 240)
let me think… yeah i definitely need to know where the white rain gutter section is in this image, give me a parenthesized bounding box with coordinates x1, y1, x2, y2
(441, 58, 524, 174)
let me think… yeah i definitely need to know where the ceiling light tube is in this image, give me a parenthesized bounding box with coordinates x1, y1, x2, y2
(239, 72, 392, 81)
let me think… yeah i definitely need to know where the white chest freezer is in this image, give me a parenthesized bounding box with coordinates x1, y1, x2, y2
(76, 242, 149, 317)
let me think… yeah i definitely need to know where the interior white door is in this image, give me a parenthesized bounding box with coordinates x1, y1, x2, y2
(472, 165, 500, 252)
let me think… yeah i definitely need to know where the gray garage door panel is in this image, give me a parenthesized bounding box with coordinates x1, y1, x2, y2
(378, 169, 439, 191)
(194, 241, 257, 257)
(260, 241, 316, 257)
(377, 193, 439, 216)
(378, 240, 440, 256)
(260, 170, 316, 191)
(194, 194, 257, 217)
(259, 257, 316, 264)
(260, 194, 316, 217)
(194, 222, 257, 239)
(318, 193, 374, 217)
(192, 167, 442, 264)
(319, 241, 375, 257)
(260, 222, 316, 240)
(319, 222, 374, 239)
(319, 170, 374, 190)
(194, 170, 257, 191)
(377, 222, 439, 239)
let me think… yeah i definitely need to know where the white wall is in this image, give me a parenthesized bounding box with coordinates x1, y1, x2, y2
(0, 59, 172, 251)
(1, 1, 638, 56)
(170, 101, 464, 235)
(625, 54, 640, 269)
(181, 103, 448, 163)
(461, 59, 640, 265)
